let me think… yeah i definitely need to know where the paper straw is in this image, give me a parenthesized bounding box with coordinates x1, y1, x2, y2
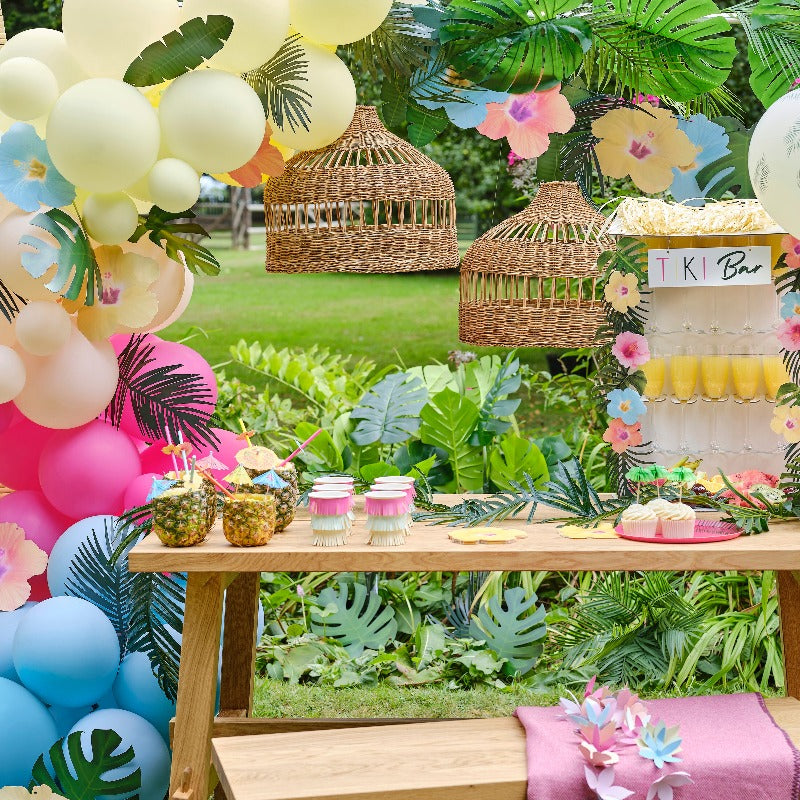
(176, 430, 191, 475)
(164, 429, 180, 477)
(278, 428, 323, 467)
(238, 418, 252, 447)
(198, 467, 236, 499)
(189, 456, 196, 486)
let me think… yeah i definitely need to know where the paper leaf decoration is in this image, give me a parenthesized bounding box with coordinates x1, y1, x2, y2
(124, 15, 234, 86)
(20, 209, 101, 306)
(0, 278, 26, 324)
(253, 470, 289, 488)
(224, 465, 253, 486)
(0, 523, 47, 611)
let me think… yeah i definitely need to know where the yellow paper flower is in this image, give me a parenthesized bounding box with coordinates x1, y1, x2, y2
(604, 271, 641, 313)
(592, 103, 697, 194)
(65, 246, 159, 340)
(771, 405, 800, 443)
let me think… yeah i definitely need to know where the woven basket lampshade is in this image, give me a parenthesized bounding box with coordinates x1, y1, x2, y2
(264, 105, 459, 273)
(459, 181, 614, 348)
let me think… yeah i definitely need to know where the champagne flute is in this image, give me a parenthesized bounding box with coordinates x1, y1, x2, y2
(670, 345, 698, 453)
(701, 342, 729, 452)
(640, 344, 667, 403)
(732, 341, 761, 452)
(763, 354, 790, 403)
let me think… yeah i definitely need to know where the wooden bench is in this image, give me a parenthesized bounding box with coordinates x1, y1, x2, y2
(211, 699, 800, 800)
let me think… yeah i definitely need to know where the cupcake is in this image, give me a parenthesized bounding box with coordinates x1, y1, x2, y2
(646, 497, 674, 534)
(660, 502, 696, 539)
(620, 504, 658, 538)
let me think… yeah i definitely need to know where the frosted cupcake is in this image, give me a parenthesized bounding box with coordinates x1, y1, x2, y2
(645, 497, 674, 535)
(660, 502, 696, 539)
(621, 504, 658, 538)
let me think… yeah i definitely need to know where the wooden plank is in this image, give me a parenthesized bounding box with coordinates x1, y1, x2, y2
(778, 571, 800, 699)
(219, 573, 260, 716)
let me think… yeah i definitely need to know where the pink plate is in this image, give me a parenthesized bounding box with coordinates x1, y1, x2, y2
(614, 519, 742, 544)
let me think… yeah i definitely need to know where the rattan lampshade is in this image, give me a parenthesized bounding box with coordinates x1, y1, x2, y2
(264, 105, 459, 273)
(459, 181, 614, 348)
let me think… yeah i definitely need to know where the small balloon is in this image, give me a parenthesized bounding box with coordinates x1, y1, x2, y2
(0, 602, 35, 682)
(0, 29, 88, 91)
(0, 345, 26, 403)
(0, 57, 59, 121)
(123, 473, 161, 511)
(83, 192, 139, 244)
(289, 0, 392, 45)
(113, 651, 176, 741)
(14, 300, 72, 356)
(147, 158, 200, 213)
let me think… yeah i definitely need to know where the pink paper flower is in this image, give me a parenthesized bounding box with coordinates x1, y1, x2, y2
(777, 315, 800, 351)
(634, 93, 660, 107)
(782, 234, 800, 270)
(579, 740, 620, 768)
(584, 766, 634, 800)
(603, 419, 642, 454)
(0, 523, 47, 611)
(477, 85, 576, 159)
(612, 332, 650, 369)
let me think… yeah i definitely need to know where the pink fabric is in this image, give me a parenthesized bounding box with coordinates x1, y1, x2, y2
(515, 693, 799, 800)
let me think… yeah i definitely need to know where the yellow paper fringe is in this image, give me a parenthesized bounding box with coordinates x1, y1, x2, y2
(605, 198, 779, 236)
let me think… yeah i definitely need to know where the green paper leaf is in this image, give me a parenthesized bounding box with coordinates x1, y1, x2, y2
(745, 1, 800, 108)
(695, 117, 755, 200)
(351, 371, 428, 446)
(20, 209, 101, 305)
(489, 434, 549, 491)
(124, 15, 234, 86)
(31, 729, 141, 799)
(406, 100, 449, 147)
(469, 352, 522, 447)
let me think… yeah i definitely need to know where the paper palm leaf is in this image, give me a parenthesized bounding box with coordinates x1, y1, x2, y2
(20, 209, 101, 306)
(470, 352, 522, 447)
(30, 729, 141, 799)
(351, 371, 428, 446)
(123, 15, 234, 86)
(0, 278, 26, 323)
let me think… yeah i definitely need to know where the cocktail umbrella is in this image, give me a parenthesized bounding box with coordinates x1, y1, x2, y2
(196, 453, 228, 472)
(669, 467, 696, 501)
(147, 477, 178, 502)
(223, 465, 253, 489)
(253, 470, 289, 489)
(651, 465, 671, 497)
(626, 466, 653, 502)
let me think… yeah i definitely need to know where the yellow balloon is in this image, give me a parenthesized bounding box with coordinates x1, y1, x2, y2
(159, 70, 265, 173)
(62, 0, 180, 80)
(269, 43, 355, 152)
(83, 192, 139, 245)
(148, 159, 200, 213)
(14, 301, 72, 357)
(0, 58, 59, 122)
(0, 29, 88, 91)
(181, 0, 290, 74)
(289, 0, 391, 45)
(47, 78, 161, 193)
(0, 210, 59, 301)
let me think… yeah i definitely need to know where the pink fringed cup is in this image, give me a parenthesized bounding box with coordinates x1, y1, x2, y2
(309, 491, 351, 547)
(374, 475, 416, 499)
(370, 482, 414, 534)
(365, 490, 410, 547)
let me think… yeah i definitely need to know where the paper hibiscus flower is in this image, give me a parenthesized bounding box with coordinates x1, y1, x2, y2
(782, 235, 800, 270)
(612, 331, 650, 369)
(607, 388, 646, 424)
(0, 123, 75, 212)
(0, 523, 48, 612)
(780, 291, 800, 320)
(603, 419, 643, 454)
(226, 124, 286, 187)
(771, 405, 800, 443)
(592, 103, 696, 194)
(670, 114, 730, 206)
(777, 315, 800, 352)
(477, 85, 575, 159)
(604, 271, 641, 313)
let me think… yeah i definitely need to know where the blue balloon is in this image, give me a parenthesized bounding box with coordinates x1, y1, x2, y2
(13, 596, 120, 707)
(49, 703, 94, 737)
(0, 602, 35, 682)
(47, 515, 119, 597)
(0, 677, 59, 786)
(113, 652, 175, 743)
(69, 709, 170, 800)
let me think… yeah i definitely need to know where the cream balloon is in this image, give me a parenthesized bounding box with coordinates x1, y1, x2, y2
(149, 266, 194, 332)
(159, 70, 266, 173)
(269, 43, 355, 151)
(14, 301, 72, 357)
(147, 158, 201, 213)
(0, 318, 14, 347)
(47, 79, 161, 193)
(289, 0, 391, 44)
(62, 0, 180, 80)
(0, 346, 26, 403)
(181, 0, 290, 74)
(83, 193, 139, 245)
(0, 29, 88, 91)
(14, 324, 119, 429)
(0, 210, 59, 301)
(0, 58, 59, 121)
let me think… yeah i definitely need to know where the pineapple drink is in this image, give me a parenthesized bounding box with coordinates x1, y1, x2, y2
(153, 488, 208, 547)
(202, 478, 218, 530)
(242, 463, 299, 531)
(223, 493, 276, 547)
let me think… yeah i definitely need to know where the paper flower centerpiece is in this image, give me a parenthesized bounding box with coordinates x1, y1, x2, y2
(0, 523, 48, 611)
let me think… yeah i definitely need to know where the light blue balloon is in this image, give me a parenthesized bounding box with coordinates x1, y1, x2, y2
(0, 602, 35, 682)
(47, 515, 119, 597)
(94, 689, 119, 710)
(13, 596, 120, 707)
(113, 652, 176, 743)
(49, 703, 94, 737)
(69, 709, 170, 800)
(0, 676, 59, 786)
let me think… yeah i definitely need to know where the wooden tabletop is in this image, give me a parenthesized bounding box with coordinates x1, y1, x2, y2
(128, 497, 800, 573)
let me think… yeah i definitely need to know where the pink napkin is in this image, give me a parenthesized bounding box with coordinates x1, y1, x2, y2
(515, 693, 799, 800)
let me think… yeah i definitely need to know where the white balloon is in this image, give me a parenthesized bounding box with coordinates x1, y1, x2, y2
(0, 58, 59, 122)
(62, 0, 180, 80)
(83, 193, 139, 245)
(14, 302, 72, 357)
(269, 43, 355, 151)
(0, 29, 88, 91)
(289, 0, 392, 45)
(0, 346, 26, 403)
(159, 70, 265, 173)
(147, 158, 200, 213)
(47, 79, 161, 193)
(181, 0, 290, 74)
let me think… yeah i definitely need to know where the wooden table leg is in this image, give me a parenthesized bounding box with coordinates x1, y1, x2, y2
(170, 572, 226, 800)
(778, 571, 800, 699)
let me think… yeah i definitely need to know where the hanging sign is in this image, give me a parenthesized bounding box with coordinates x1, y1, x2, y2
(647, 246, 773, 288)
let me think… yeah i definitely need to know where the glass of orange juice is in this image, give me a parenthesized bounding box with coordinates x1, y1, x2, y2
(700, 343, 729, 402)
(670, 345, 698, 404)
(640, 345, 666, 402)
(763, 355, 790, 402)
(732, 345, 762, 404)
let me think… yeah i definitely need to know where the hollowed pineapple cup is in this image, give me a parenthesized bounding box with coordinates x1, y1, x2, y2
(223, 493, 277, 547)
(153, 489, 209, 548)
(242, 463, 299, 532)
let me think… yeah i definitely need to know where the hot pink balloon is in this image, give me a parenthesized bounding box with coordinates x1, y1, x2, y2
(39, 421, 142, 519)
(0, 491, 71, 555)
(138, 427, 241, 479)
(0, 401, 19, 434)
(123, 473, 160, 511)
(0, 418, 55, 491)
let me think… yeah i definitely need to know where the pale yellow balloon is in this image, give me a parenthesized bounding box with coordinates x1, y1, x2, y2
(159, 70, 266, 173)
(182, 0, 290, 74)
(14, 301, 72, 357)
(47, 78, 161, 193)
(0, 345, 26, 403)
(269, 43, 355, 151)
(62, 0, 180, 80)
(0, 58, 59, 121)
(83, 193, 139, 245)
(148, 158, 201, 213)
(0, 29, 88, 91)
(289, 0, 391, 44)
(0, 210, 59, 301)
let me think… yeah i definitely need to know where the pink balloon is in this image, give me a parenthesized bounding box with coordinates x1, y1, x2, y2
(206, 428, 243, 479)
(139, 440, 174, 476)
(123, 473, 160, 511)
(0, 401, 19, 434)
(138, 427, 242, 479)
(39, 421, 142, 518)
(0, 418, 55, 490)
(0, 490, 71, 554)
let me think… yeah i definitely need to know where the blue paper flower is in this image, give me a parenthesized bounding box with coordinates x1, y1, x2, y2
(781, 292, 800, 320)
(638, 721, 683, 769)
(669, 114, 730, 206)
(0, 123, 75, 212)
(606, 388, 646, 425)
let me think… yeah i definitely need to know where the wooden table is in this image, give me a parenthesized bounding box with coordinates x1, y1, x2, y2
(128, 504, 800, 800)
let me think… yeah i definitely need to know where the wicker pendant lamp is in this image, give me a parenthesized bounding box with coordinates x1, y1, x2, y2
(264, 105, 459, 273)
(459, 181, 614, 348)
